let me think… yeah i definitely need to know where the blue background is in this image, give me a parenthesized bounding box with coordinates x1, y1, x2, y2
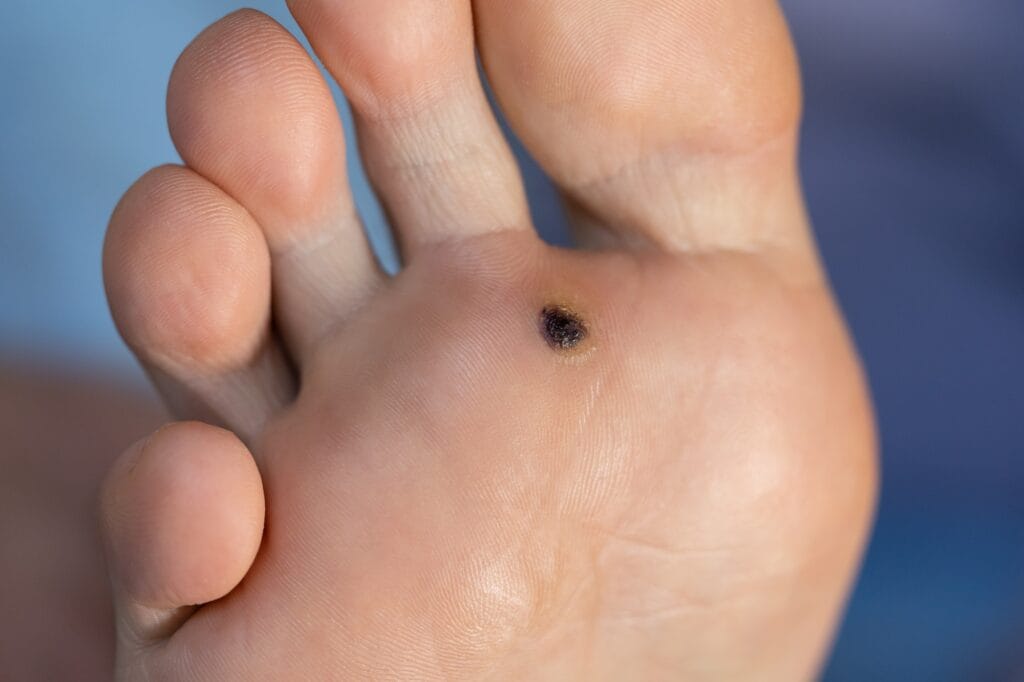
(1, 2, 1022, 678)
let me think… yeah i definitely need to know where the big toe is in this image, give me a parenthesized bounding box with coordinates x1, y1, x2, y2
(475, 0, 813, 264)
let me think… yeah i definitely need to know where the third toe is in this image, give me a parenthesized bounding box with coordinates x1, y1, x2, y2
(167, 9, 383, 360)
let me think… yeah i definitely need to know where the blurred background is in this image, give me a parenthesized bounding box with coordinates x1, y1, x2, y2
(1, 1, 1022, 679)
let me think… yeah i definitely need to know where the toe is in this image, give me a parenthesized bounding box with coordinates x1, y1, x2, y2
(168, 9, 382, 359)
(104, 165, 293, 441)
(100, 422, 264, 658)
(475, 0, 814, 266)
(287, 0, 533, 258)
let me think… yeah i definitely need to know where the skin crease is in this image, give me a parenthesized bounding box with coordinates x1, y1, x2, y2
(99, 2, 878, 680)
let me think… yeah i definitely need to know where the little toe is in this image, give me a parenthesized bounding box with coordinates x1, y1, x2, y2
(287, 0, 534, 259)
(104, 165, 293, 442)
(100, 422, 264, 667)
(168, 9, 383, 360)
(475, 0, 816, 271)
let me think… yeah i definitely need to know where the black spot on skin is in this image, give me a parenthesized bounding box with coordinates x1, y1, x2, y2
(540, 305, 588, 351)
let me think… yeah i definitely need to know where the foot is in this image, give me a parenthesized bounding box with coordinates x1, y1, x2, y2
(101, 4, 876, 680)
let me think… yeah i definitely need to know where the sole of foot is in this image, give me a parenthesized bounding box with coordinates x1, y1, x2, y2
(101, 4, 875, 679)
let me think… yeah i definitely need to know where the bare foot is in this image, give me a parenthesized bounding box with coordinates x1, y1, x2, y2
(101, 3, 876, 679)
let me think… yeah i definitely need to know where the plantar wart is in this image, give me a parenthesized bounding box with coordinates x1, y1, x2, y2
(540, 305, 587, 350)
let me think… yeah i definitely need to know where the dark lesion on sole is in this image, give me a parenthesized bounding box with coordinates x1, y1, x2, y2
(540, 305, 588, 351)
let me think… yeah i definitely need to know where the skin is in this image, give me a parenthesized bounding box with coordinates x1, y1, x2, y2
(100, 2, 877, 680)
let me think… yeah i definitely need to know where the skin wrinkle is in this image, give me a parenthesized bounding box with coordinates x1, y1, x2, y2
(568, 135, 804, 254)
